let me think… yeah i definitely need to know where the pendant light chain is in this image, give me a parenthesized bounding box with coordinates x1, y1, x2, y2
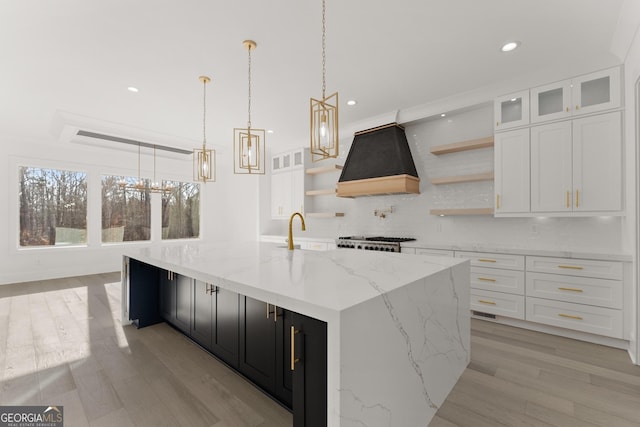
(322, 0, 326, 100)
(202, 78, 207, 147)
(247, 43, 252, 130)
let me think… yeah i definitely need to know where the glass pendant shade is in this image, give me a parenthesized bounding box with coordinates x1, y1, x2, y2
(234, 127, 265, 174)
(194, 145, 215, 181)
(310, 91, 339, 162)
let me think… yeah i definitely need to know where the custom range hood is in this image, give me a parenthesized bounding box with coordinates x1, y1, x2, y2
(336, 123, 420, 197)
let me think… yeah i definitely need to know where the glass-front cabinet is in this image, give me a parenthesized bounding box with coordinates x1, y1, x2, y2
(530, 67, 620, 123)
(494, 90, 530, 131)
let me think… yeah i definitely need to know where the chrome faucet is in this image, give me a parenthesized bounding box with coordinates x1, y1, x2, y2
(288, 212, 306, 250)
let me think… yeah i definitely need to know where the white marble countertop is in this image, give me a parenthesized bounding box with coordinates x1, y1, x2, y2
(124, 241, 466, 322)
(401, 241, 632, 262)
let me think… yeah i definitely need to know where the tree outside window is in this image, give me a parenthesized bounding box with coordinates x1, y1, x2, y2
(161, 181, 200, 240)
(19, 167, 88, 246)
(101, 176, 151, 242)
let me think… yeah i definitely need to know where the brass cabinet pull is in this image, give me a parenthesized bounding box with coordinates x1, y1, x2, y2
(566, 191, 570, 208)
(477, 277, 497, 282)
(496, 121, 499, 127)
(566, 106, 569, 112)
(558, 287, 584, 293)
(558, 265, 584, 270)
(559, 313, 583, 320)
(290, 326, 300, 371)
(478, 299, 497, 305)
(496, 194, 500, 210)
(575, 105, 580, 110)
(266, 303, 270, 319)
(478, 259, 497, 263)
(575, 189, 579, 208)
(273, 305, 278, 323)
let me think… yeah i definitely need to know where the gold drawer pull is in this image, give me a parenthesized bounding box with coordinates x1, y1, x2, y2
(558, 287, 583, 293)
(558, 265, 584, 270)
(575, 189, 579, 208)
(496, 194, 500, 210)
(477, 277, 497, 282)
(566, 191, 570, 208)
(478, 299, 496, 305)
(290, 326, 300, 371)
(478, 259, 497, 263)
(558, 313, 583, 320)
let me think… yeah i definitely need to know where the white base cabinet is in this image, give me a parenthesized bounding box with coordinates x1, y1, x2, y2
(415, 247, 629, 343)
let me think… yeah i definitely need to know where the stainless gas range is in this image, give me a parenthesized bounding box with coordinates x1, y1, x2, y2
(335, 236, 416, 253)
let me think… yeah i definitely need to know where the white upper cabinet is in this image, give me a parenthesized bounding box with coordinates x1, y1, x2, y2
(530, 67, 621, 123)
(495, 128, 530, 214)
(530, 111, 622, 214)
(531, 121, 573, 212)
(494, 90, 530, 131)
(572, 112, 622, 212)
(271, 148, 305, 219)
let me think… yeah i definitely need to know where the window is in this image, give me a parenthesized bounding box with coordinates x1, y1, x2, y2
(101, 176, 151, 242)
(19, 167, 88, 246)
(162, 181, 200, 240)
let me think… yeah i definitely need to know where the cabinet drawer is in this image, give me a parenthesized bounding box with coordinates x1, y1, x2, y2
(471, 267, 524, 295)
(526, 272, 622, 309)
(470, 289, 525, 320)
(526, 256, 622, 280)
(414, 248, 455, 257)
(526, 297, 623, 339)
(456, 251, 525, 270)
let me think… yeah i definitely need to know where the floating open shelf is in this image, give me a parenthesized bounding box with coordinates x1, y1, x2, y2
(430, 172, 494, 185)
(306, 164, 343, 175)
(430, 136, 494, 155)
(430, 208, 494, 216)
(305, 188, 336, 196)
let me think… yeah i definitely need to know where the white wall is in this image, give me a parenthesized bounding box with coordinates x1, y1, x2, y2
(264, 104, 624, 253)
(0, 135, 259, 285)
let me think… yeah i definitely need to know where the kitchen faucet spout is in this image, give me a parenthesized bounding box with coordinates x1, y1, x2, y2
(288, 212, 306, 250)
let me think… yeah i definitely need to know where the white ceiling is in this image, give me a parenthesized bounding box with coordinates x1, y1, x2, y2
(0, 0, 630, 153)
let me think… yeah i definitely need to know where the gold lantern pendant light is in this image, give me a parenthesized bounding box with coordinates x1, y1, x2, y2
(310, 0, 338, 162)
(194, 75, 215, 182)
(234, 40, 265, 174)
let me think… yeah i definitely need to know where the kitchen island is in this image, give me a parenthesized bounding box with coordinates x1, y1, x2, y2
(121, 242, 470, 427)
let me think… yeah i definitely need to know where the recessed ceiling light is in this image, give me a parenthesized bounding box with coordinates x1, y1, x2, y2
(267, 129, 274, 134)
(510, 98, 517, 102)
(127, 86, 139, 93)
(501, 41, 520, 52)
(346, 99, 357, 106)
(440, 113, 446, 117)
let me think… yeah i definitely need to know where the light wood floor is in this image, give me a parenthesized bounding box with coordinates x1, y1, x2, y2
(1, 273, 639, 427)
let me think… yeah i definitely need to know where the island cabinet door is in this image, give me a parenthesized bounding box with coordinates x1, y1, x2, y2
(129, 258, 162, 328)
(211, 288, 240, 369)
(191, 280, 213, 350)
(159, 269, 177, 323)
(174, 274, 192, 334)
(291, 312, 327, 427)
(239, 296, 277, 395)
(275, 308, 293, 408)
